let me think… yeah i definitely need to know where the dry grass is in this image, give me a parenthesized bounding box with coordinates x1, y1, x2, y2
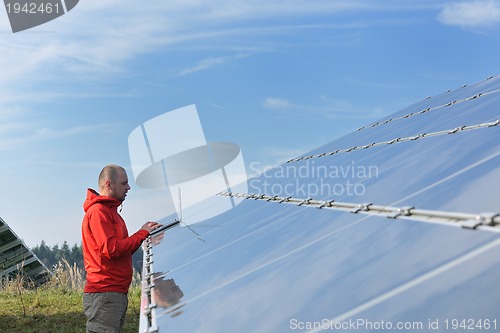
(0, 259, 142, 333)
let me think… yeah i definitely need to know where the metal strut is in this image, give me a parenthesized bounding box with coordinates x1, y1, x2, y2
(142, 215, 188, 332)
(218, 191, 500, 232)
(142, 238, 158, 333)
(287, 119, 500, 163)
(356, 79, 499, 132)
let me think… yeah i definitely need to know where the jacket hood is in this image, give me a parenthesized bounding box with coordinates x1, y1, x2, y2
(83, 188, 121, 212)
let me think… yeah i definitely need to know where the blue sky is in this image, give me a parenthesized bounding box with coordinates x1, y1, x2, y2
(1, 0, 499, 247)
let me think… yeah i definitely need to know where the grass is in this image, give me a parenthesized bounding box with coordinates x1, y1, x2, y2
(0, 260, 142, 333)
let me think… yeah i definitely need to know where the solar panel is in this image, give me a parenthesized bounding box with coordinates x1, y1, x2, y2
(0, 217, 51, 286)
(139, 76, 500, 332)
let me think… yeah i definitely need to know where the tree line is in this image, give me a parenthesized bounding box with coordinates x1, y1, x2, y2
(31, 240, 143, 273)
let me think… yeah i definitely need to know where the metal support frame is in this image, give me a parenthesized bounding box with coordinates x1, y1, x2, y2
(286, 120, 499, 163)
(356, 77, 499, 132)
(218, 191, 500, 232)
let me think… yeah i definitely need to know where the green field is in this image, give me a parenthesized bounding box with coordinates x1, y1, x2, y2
(0, 260, 142, 333)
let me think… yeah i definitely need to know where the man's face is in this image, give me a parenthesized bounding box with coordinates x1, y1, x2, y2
(109, 169, 131, 202)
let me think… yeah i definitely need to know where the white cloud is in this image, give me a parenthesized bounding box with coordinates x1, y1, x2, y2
(263, 96, 385, 120)
(33, 124, 117, 139)
(0, 0, 437, 106)
(263, 97, 292, 109)
(437, 0, 500, 28)
(177, 53, 250, 76)
(0, 112, 119, 151)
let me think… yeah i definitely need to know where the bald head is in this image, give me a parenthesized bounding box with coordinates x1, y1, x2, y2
(98, 164, 131, 201)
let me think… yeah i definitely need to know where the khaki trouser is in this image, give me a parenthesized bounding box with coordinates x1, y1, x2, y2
(83, 292, 128, 333)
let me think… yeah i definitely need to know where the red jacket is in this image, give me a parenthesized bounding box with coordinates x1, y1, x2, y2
(82, 188, 149, 293)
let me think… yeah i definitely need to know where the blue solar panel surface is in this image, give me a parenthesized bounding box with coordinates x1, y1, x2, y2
(139, 76, 500, 332)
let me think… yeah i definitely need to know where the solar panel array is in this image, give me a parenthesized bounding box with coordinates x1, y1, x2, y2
(139, 76, 500, 332)
(0, 217, 50, 286)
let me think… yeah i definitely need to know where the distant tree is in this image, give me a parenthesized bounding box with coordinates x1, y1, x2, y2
(70, 243, 83, 267)
(51, 244, 61, 267)
(32, 241, 143, 275)
(132, 247, 143, 274)
(61, 241, 70, 260)
(32, 240, 51, 268)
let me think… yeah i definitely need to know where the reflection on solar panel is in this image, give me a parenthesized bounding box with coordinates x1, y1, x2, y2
(139, 76, 500, 332)
(0, 217, 50, 286)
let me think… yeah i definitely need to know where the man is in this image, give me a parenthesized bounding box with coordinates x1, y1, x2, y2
(82, 164, 161, 333)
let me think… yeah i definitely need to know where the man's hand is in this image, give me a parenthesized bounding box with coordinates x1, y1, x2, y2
(141, 221, 162, 233)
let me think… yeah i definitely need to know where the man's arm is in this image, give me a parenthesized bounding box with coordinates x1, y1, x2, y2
(87, 209, 160, 258)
